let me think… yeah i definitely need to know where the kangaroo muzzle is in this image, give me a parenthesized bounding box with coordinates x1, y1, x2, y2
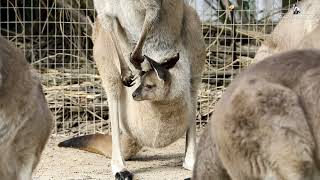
(132, 86, 143, 101)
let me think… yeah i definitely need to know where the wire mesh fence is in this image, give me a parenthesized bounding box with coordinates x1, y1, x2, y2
(0, 0, 301, 136)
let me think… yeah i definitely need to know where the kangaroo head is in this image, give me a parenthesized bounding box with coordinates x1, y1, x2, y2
(132, 53, 180, 101)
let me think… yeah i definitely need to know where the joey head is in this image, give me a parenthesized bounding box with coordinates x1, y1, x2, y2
(132, 53, 180, 101)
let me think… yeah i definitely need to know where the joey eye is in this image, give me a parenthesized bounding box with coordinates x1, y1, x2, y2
(139, 71, 146, 76)
(144, 84, 155, 90)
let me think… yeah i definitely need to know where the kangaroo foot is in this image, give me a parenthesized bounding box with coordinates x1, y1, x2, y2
(115, 170, 133, 180)
(183, 158, 195, 171)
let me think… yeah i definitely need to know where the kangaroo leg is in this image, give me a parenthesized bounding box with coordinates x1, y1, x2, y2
(183, 77, 201, 171)
(96, 17, 135, 87)
(129, 0, 161, 69)
(15, 132, 47, 180)
(59, 94, 141, 160)
(121, 134, 142, 160)
(17, 154, 34, 180)
(110, 17, 138, 87)
(183, 122, 196, 171)
(192, 127, 231, 180)
(93, 21, 134, 179)
(183, 94, 196, 171)
(108, 96, 133, 180)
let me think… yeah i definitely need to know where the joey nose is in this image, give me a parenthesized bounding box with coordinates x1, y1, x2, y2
(132, 92, 138, 98)
(132, 86, 143, 101)
(132, 90, 142, 101)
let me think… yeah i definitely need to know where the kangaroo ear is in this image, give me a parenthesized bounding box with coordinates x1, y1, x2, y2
(161, 53, 180, 69)
(144, 55, 168, 81)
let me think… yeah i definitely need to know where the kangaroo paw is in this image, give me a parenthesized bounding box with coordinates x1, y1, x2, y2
(115, 170, 133, 180)
(121, 71, 136, 87)
(129, 52, 144, 70)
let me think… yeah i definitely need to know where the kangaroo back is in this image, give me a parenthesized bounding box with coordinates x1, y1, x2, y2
(254, 0, 320, 62)
(193, 49, 320, 180)
(298, 24, 320, 49)
(0, 36, 52, 179)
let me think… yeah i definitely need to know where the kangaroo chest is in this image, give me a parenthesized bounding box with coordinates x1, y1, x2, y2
(117, 0, 184, 55)
(118, 0, 145, 41)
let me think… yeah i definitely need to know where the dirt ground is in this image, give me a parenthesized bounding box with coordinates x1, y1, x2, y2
(33, 135, 191, 180)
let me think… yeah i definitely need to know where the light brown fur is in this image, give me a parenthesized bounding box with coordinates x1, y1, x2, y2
(193, 49, 320, 180)
(58, 133, 139, 160)
(254, 0, 320, 62)
(0, 36, 53, 180)
(298, 25, 320, 49)
(59, 1, 205, 177)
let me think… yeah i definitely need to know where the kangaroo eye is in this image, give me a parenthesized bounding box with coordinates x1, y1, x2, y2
(145, 84, 154, 90)
(139, 71, 146, 76)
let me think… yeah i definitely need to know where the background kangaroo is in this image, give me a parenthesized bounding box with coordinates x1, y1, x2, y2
(254, 0, 320, 62)
(298, 24, 320, 49)
(0, 36, 53, 179)
(58, 0, 206, 179)
(192, 49, 320, 180)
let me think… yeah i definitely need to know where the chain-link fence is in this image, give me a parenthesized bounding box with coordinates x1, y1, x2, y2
(0, 0, 301, 136)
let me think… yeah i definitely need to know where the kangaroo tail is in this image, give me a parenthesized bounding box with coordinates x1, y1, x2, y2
(58, 133, 141, 160)
(58, 133, 112, 157)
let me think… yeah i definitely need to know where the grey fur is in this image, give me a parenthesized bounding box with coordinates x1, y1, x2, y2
(193, 49, 320, 180)
(0, 36, 52, 180)
(254, 0, 320, 62)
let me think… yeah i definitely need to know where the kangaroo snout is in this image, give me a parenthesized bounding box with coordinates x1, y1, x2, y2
(132, 87, 142, 101)
(132, 91, 138, 99)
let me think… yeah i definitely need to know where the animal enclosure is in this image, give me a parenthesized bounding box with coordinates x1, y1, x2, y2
(0, 0, 303, 137)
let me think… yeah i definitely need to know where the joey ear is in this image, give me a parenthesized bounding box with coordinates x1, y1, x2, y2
(161, 53, 180, 69)
(144, 55, 169, 81)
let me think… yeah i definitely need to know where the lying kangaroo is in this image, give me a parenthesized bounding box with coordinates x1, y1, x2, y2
(0, 36, 53, 179)
(58, 0, 206, 179)
(193, 49, 320, 180)
(254, 0, 320, 62)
